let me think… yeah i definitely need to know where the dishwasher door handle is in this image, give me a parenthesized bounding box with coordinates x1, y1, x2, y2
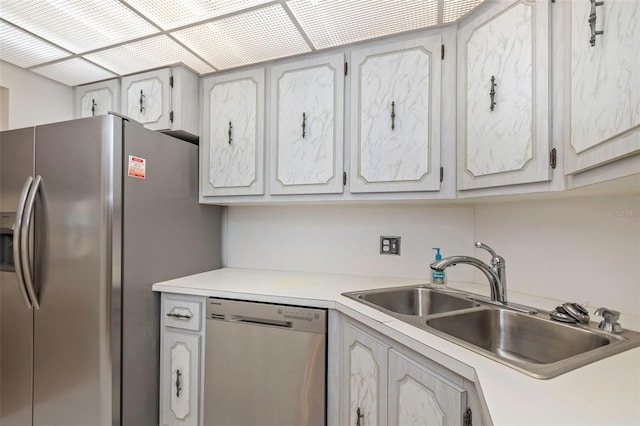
(231, 315, 292, 329)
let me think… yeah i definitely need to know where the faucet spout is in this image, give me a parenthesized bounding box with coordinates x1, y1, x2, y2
(430, 250, 507, 304)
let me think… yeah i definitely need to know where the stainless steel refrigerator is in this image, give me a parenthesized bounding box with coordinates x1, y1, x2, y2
(0, 115, 221, 426)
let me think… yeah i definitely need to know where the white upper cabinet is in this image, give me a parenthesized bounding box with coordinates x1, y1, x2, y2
(350, 35, 442, 193)
(200, 69, 264, 197)
(74, 79, 120, 118)
(270, 53, 344, 195)
(121, 65, 199, 139)
(457, 0, 551, 190)
(564, 0, 640, 174)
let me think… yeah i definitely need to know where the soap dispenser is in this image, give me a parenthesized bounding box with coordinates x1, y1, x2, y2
(431, 248, 447, 285)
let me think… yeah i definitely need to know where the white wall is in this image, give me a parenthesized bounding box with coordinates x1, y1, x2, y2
(474, 193, 640, 326)
(225, 193, 640, 328)
(225, 204, 476, 282)
(0, 60, 73, 129)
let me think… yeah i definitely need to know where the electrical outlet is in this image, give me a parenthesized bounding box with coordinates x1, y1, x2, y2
(380, 236, 401, 255)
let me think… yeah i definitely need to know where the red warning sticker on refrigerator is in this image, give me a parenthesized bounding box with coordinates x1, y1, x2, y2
(128, 155, 146, 179)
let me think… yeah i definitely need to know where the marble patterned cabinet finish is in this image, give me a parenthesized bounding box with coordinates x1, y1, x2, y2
(270, 53, 344, 195)
(343, 323, 389, 426)
(388, 350, 466, 426)
(201, 69, 264, 197)
(121, 66, 199, 139)
(564, 0, 640, 174)
(457, 0, 551, 190)
(350, 35, 442, 193)
(73, 79, 120, 118)
(160, 294, 205, 426)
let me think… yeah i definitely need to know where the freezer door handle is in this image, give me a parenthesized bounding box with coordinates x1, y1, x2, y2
(21, 175, 42, 310)
(13, 176, 33, 309)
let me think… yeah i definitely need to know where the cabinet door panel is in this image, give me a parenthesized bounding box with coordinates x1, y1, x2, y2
(122, 68, 171, 130)
(388, 349, 466, 426)
(342, 324, 389, 426)
(74, 79, 119, 118)
(565, 0, 640, 173)
(457, 0, 551, 190)
(270, 54, 344, 194)
(350, 35, 441, 193)
(161, 331, 200, 426)
(201, 69, 264, 196)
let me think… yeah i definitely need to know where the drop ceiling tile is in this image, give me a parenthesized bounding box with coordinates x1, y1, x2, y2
(0, 21, 70, 68)
(0, 0, 159, 53)
(172, 4, 311, 70)
(443, 0, 484, 23)
(84, 35, 214, 75)
(123, 0, 273, 30)
(31, 57, 116, 86)
(286, 0, 439, 50)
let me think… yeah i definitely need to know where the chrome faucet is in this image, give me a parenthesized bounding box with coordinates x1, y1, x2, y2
(430, 242, 507, 304)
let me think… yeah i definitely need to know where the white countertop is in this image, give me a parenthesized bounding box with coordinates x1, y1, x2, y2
(153, 267, 640, 426)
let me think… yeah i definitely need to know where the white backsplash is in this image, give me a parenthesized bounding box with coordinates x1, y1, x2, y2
(225, 193, 640, 329)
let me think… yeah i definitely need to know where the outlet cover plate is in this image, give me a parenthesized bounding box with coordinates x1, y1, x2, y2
(380, 236, 401, 255)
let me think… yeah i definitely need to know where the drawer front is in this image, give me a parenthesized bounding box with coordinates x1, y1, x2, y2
(163, 298, 202, 331)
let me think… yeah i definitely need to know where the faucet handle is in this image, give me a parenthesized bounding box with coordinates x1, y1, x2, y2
(475, 242, 498, 258)
(594, 307, 623, 333)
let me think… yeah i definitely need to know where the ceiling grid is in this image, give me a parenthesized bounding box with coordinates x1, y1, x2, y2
(0, 0, 484, 86)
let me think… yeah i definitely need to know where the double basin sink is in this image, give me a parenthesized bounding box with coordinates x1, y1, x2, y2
(343, 285, 640, 379)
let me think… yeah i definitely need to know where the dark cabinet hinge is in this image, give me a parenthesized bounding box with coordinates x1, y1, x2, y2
(463, 408, 472, 426)
(344, 62, 348, 76)
(343, 171, 347, 186)
(169, 110, 174, 123)
(441, 44, 445, 60)
(550, 148, 557, 169)
(439, 166, 444, 183)
(169, 75, 174, 88)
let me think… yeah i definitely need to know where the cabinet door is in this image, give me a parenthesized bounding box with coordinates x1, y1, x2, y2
(161, 331, 200, 426)
(342, 323, 389, 426)
(201, 69, 264, 196)
(388, 350, 466, 426)
(122, 68, 172, 131)
(74, 79, 119, 118)
(350, 35, 442, 193)
(270, 53, 344, 195)
(457, 0, 551, 190)
(564, 0, 640, 174)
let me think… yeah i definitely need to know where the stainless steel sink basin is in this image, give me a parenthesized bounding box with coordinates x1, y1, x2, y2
(344, 286, 479, 316)
(343, 284, 640, 379)
(426, 308, 640, 378)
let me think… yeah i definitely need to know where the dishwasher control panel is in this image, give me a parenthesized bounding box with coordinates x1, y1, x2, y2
(206, 297, 327, 334)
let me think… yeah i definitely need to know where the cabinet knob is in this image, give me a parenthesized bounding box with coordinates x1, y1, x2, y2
(302, 112, 306, 138)
(139, 89, 145, 113)
(175, 369, 182, 398)
(588, 0, 605, 47)
(391, 101, 396, 130)
(489, 76, 497, 111)
(228, 121, 233, 145)
(356, 407, 364, 426)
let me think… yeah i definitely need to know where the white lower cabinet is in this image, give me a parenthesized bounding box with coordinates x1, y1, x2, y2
(160, 294, 205, 426)
(388, 350, 466, 426)
(341, 318, 479, 426)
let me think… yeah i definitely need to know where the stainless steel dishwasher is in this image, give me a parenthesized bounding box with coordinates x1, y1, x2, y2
(203, 297, 327, 426)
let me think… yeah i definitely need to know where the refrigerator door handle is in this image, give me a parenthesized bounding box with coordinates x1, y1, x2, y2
(21, 174, 42, 310)
(13, 176, 34, 309)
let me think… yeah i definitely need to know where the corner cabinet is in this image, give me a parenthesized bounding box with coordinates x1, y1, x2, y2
(457, 0, 551, 190)
(563, 0, 640, 174)
(121, 65, 199, 140)
(200, 68, 264, 197)
(350, 35, 442, 193)
(160, 294, 205, 426)
(269, 53, 345, 195)
(73, 79, 120, 118)
(340, 318, 478, 426)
